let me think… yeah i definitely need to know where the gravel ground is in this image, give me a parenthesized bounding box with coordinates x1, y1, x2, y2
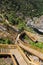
(25, 51, 43, 65)
(0, 57, 14, 65)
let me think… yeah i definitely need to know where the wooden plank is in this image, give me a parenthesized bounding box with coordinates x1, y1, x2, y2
(10, 48, 28, 65)
(17, 45, 38, 65)
(18, 40, 43, 60)
(11, 54, 17, 65)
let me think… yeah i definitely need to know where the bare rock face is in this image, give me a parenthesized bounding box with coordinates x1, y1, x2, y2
(26, 16, 43, 33)
(33, 16, 43, 33)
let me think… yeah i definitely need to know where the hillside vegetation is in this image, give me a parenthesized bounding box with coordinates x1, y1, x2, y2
(0, 0, 43, 17)
(0, 0, 43, 50)
(0, 0, 43, 30)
